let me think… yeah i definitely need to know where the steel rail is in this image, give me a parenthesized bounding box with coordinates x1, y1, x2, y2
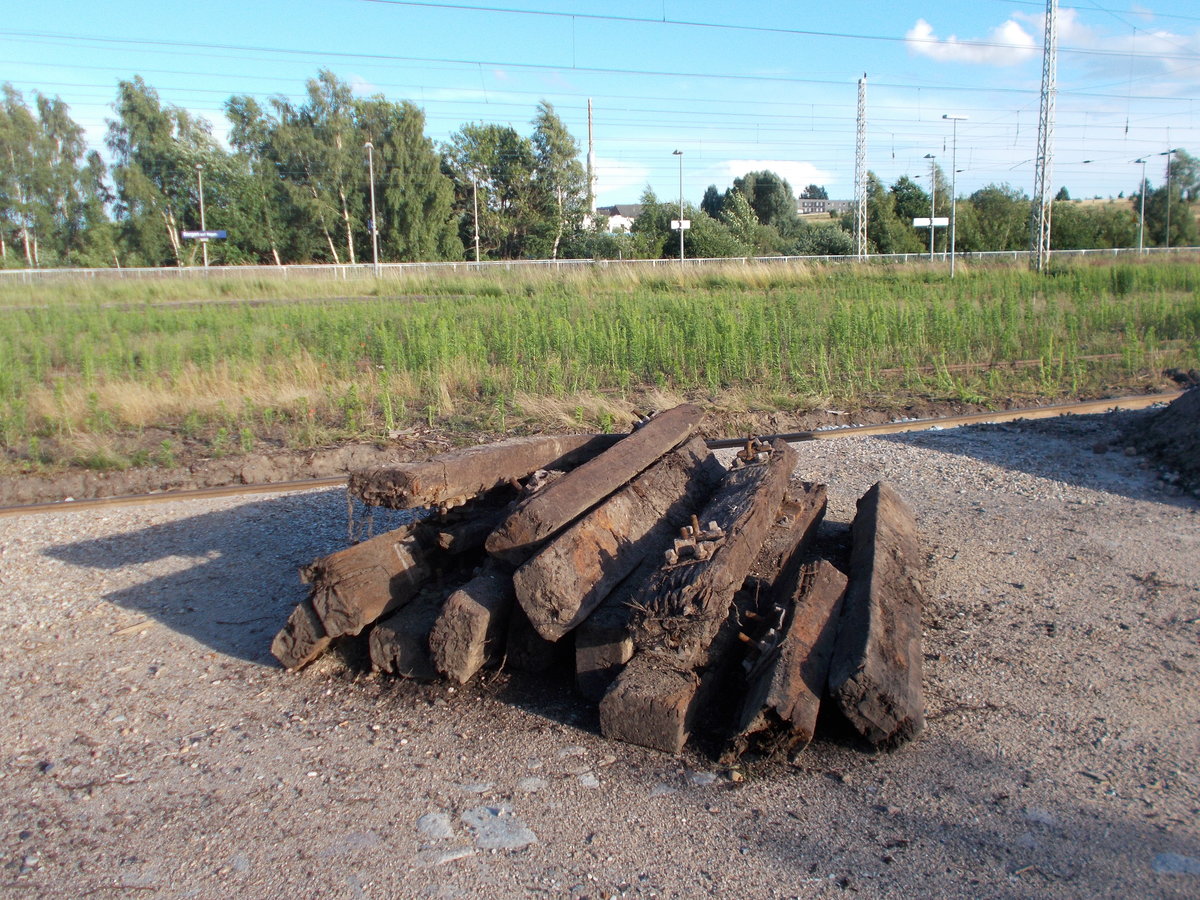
(0, 391, 1182, 518)
(704, 391, 1181, 449)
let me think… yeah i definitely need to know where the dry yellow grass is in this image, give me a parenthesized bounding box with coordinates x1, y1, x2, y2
(511, 392, 637, 431)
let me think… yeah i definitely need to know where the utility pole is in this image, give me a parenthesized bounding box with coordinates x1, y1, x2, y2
(1029, 0, 1058, 272)
(195, 163, 208, 269)
(673, 149, 684, 264)
(586, 98, 596, 214)
(364, 141, 379, 274)
(924, 154, 936, 262)
(854, 74, 868, 260)
(943, 114, 966, 278)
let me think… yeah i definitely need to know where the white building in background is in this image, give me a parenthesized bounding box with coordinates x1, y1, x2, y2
(593, 204, 643, 233)
(797, 198, 852, 216)
(590, 198, 850, 231)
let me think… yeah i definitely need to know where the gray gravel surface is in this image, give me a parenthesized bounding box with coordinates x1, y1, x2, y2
(2, 411, 1198, 899)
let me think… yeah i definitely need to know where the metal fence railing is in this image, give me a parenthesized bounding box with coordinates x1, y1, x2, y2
(1, 245, 1195, 283)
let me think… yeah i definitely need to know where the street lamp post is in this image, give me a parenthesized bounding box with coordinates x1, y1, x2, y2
(923, 153, 936, 262)
(1163, 148, 1178, 250)
(364, 141, 379, 274)
(1134, 157, 1148, 254)
(471, 176, 481, 264)
(943, 114, 966, 278)
(673, 149, 684, 263)
(195, 163, 208, 269)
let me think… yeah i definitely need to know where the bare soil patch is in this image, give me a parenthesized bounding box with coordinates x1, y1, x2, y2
(0, 395, 1160, 509)
(1127, 386, 1200, 492)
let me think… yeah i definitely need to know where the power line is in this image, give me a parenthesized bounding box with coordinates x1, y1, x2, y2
(4, 38, 1197, 119)
(343, 0, 1200, 62)
(2, 29, 1198, 95)
(980, 0, 1200, 24)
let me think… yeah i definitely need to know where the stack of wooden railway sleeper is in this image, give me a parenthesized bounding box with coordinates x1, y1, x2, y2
(272, 403, 926, 756)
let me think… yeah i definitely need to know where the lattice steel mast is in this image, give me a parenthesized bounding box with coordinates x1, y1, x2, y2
(1029, 0, 1058, 272)
(854, 74, 868, 259)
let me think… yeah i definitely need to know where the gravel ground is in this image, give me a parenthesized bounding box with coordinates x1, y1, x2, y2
(1, 410, 1198, 899)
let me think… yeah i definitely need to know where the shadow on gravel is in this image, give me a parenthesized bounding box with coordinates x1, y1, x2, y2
(745, 736, 1200, 894)
(874, 409, 1198, 511)
(43, 489, 413, 665)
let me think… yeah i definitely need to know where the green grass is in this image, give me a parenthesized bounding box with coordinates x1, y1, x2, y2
(1, 256, 1197, 472)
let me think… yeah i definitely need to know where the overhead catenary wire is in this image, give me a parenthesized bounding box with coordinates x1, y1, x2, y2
(0, 3, 1195, 206)
(338, 1, 1200, 62)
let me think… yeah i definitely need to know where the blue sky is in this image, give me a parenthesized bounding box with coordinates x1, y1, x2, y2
(4, 1, 1199, 206)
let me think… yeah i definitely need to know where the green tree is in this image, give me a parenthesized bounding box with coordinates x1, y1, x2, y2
(226, 95, 287, 265)
(254, 100, 334, 263)
(959, 184, 1029, 252)
(1141, 183, 1198, 248)
(685, 206, 748, 258)
(700, 184, 723, 219)
(299, 71, 361, 264)
(630, 186, 671, 258)
(107, 76, 226, 266)
(730, 170, 798, 231)
(529, 101, 586, 260)
(561, 218, 637, 259)
(444, 123, 537, 259)
(800, 183, 828, 200)
(0, 84, 42, 265)
(891, 168, 949, 252)
(258, 71, 368, 264)
(356, 96, 461, 262)
(719, 188, 758, 248)
(718, 188, 787, 255)
(840, 171, 912, 254)
(890, 175, 929, 224)
(795, 223, 855, 256)
(853, 172, 921, 254)
(1044, 200, 1136, 251)
(1167, 149, 1199, 201)
(0, 86, 108, 266)
(1140, 150, 1199, 247)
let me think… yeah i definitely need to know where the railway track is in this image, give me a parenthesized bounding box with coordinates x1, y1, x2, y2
(0, 391, 1180, 518)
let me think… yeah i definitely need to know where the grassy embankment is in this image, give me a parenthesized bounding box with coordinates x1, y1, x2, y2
(0, 257, 1197, 473)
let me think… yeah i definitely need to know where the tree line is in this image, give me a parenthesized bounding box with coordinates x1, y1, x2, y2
(1, 72, 1196, 268)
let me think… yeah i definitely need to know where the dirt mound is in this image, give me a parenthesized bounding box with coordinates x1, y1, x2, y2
(0, 440, 450, 508)
(1127, 388, 1200, 492)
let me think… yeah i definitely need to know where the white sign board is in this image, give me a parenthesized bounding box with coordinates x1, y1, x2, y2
(911, 217, 949, 227)
(670, 219, 692, 230)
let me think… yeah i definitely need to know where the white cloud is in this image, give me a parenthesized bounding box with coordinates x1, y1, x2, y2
(906, 17, 1037, 66)
(1015, 8, 1200, 85)
(1014, 7, 1089, 44)
(721, 160, 831, 195)
(592, 156, 651, 204)
(348, 74, 381, 96)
